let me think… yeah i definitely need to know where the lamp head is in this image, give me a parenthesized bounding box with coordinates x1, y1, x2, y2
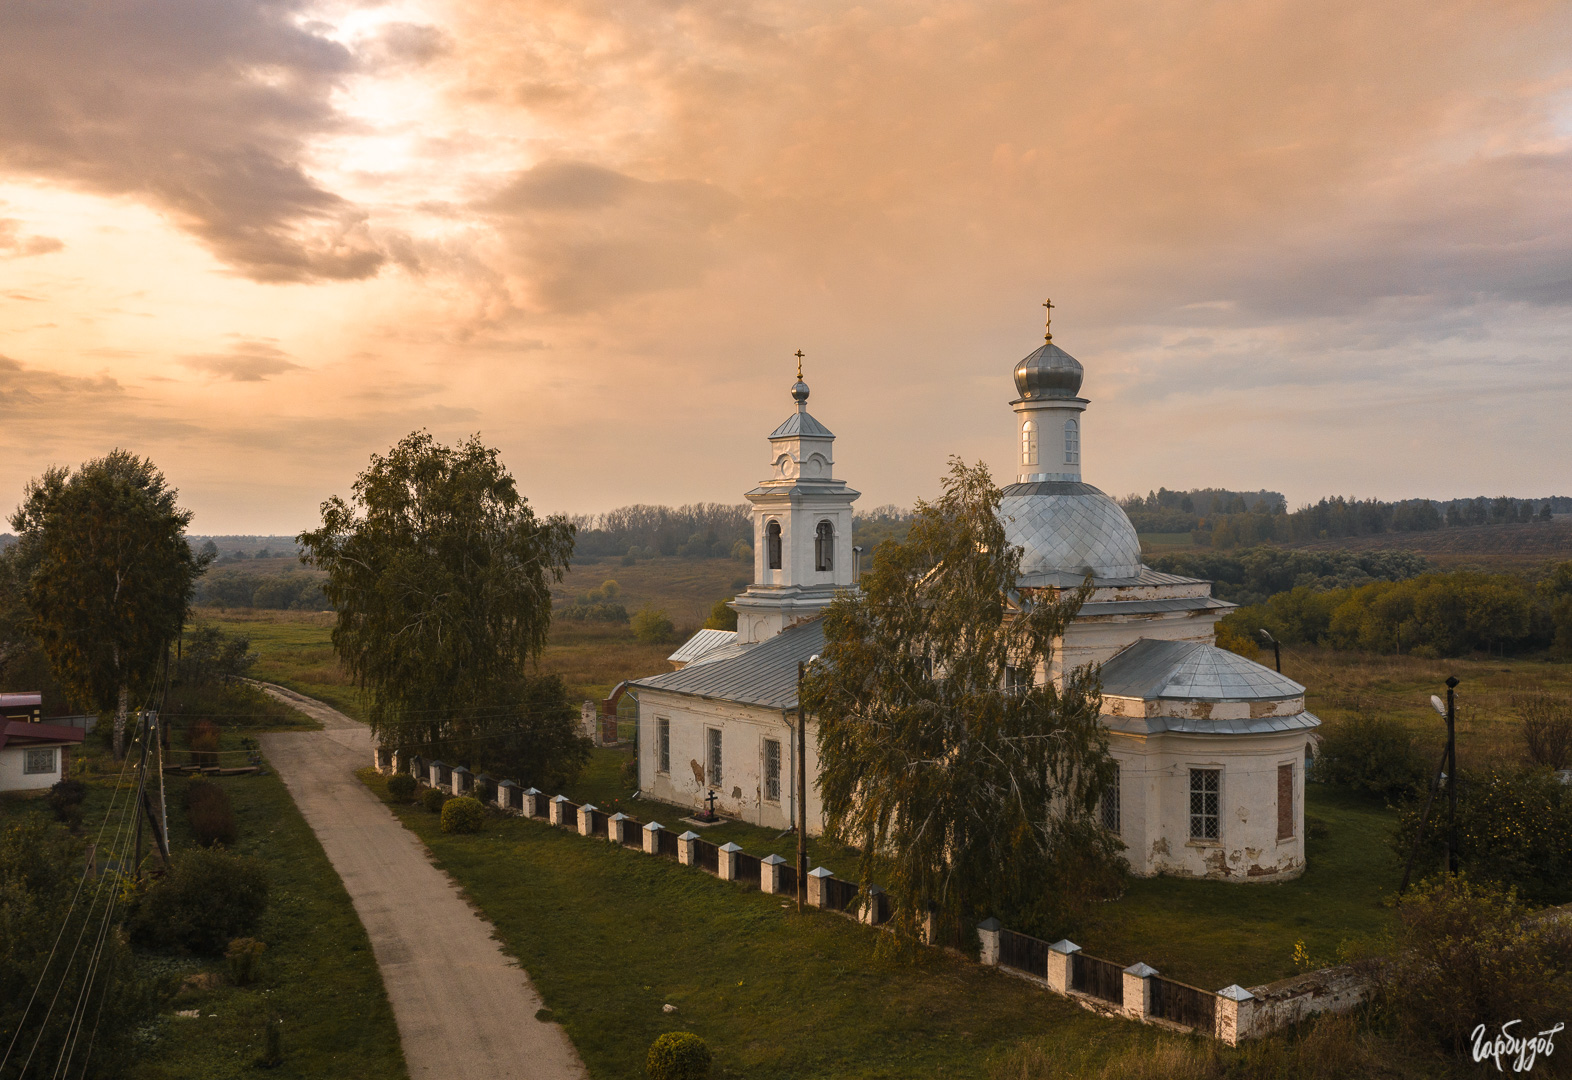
(1446, 675, 1460, 689)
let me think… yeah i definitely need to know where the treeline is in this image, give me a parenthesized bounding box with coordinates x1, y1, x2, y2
(1148, 547, 1433, 606)
(1120, 490, 1568, 547)
(1219, 562, 1572, 659)
(195, 571, 327, 610)
(570, 503, 752, 559)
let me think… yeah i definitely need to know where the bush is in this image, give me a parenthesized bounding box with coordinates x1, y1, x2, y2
(1375, 875, 1572, 1055)
(186, 719, 221, 768)
(632, 607, 676, 644)
(187, 779, 237, 847)
(46, 778, 87, 827)
(441, 796, 485, 834)
(647, 1031, 711, 1080)
(1518, 695, 1572, 770)
(1311, 712, 1428, 799)
(387, 773, 416, 802)
(422, 787, 449, 813)
(702, 598, 737, 632)
(130, 847, 269, 955)
(225, 937, 266, 985)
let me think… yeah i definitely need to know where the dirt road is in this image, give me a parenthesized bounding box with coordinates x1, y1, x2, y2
(257, 684, 586, 1080)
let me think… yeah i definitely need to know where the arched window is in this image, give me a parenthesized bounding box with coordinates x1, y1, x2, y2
(1021, 420, 1038, 466)
(1065, 418, 1080, 465)
(815, 520, 834, 572)
(766, 520, 782, 570)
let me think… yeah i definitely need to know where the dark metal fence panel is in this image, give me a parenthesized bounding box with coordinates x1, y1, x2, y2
(999, 930, 1050, 977)
(695, 840, 720, 874)
(657, 830, 680, 857)
(531, 798, 550, 819)
(588, 810, 607, 835)
(507, 787, 523, 810)
(777, 864, 798, 897)
(1150, 977, 1217, 1030)
(867, 890, 892, 926)
(822, 877, 859, 912)
(1071, 953, 1125, 1005)
(621, 818, 645, 848)
(558, 801, 580, 823)
(734, 852, 761, 888)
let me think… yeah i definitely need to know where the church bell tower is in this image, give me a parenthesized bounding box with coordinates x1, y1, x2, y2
(730, 355, 861, 644)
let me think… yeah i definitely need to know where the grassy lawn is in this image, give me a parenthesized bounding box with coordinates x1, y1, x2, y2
(357, 769, 1184, 1080)
(556, 554, 752, 629)
(1, 720, 406, 1080)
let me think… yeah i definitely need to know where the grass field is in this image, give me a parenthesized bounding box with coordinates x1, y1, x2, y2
(0, 720, 405, 1080)
(555, 554, 752, 629)
(358, 768, 1185, 1080)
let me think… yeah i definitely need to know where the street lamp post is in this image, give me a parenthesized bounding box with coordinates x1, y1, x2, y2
(1444, 675, 1459, 875)
(1256, 629, 1281, 673)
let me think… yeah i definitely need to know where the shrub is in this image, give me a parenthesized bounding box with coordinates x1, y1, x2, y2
(225, 937, 266, 985)
(422, 787, 449, 813)
(1518, 695, 1572, 771)
(1213, 622, 1259, 660)
(186, 719, 221, 768)
(632, 607, 676, 644)
(646, 1031, 711, 1080)
(187, 779, 237, 847)
(387, 773, 416, 803)
(1311, 712, 1427, 799)
(702, 598, 737, 632)
(46, 778, 87, 827)
(441, 796, 485, 834)
(1374, 875, 1572, 1055)
(130, 847, 269, 955)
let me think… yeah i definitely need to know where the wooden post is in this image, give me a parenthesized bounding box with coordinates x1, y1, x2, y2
(797, 661, 807, 915)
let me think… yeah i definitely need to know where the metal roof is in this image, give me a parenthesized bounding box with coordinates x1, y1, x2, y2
(1016, 566, 1210, 589)
(1104, 711, 1321, 736)
(1077, 596, 1233, 618)
(667, 628, 739, 667)
(768, 410, 834, 439)
(1000, 486, 1144, 579)
(634, 619, 826, 711)
(1099, 638, 1305, 702)
(0, 692, 43, 709)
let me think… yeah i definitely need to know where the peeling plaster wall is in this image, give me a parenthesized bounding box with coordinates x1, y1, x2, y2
(637, 689, 823, 832)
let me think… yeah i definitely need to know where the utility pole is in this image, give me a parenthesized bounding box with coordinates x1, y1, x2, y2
(796, 660, 808, 915)
(1445, 675, 1459, 875)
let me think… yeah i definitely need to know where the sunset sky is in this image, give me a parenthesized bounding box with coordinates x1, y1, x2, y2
(2, 0, 1570, 534)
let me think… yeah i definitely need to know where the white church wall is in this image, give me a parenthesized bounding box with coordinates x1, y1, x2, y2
(1044, 609, 1222, 682)
(1109, 730, 1309, 881)
(638, 690, 824, 833)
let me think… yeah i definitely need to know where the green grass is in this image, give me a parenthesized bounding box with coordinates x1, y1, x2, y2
(2, 721, 406, 1080)
(359, 769, 1184, 1080)
(191, 609, 366, 720)
(1075, 785, 1400, 991)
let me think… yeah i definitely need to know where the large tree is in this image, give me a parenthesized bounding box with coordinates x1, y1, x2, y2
(299, 431, 581, 770)
(802, 459, 1122, 943)
(9, 451, 206, 757)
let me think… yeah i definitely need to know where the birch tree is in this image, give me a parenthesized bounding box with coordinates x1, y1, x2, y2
(9, 451, 205, 757)
(802, 459, 1123, 942)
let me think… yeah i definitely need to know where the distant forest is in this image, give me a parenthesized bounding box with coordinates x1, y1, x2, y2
(1119, 490, 1571, 547)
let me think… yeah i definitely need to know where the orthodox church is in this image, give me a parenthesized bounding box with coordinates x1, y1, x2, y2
(632, 314, 1320, 881)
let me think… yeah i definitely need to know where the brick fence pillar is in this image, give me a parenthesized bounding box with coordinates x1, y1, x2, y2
(760, 854, 787, 893)
(977, 918, 1002, 966)
(1216, 985, 1257, 1045)
(717, 842, 742, 881)
(806, 866, 832, 908)
(677, 831, 700, 866)
(549, 795, 572, 826)
(643, 822, 664, 854)
(577, 803, 599, 836)
(1122, 963, 1158, 1021)
(1047, 940, 1080, 994)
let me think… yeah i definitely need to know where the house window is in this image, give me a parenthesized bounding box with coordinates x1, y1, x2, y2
(1277, 763, 1295, 841)
(1189, 768, 1219, 841)
(1021, 420, 1038, 466)
(766, 521, 782, 570)
(24, 748, 56, 775)
(657, 718, 670, 774)
(1004, 665, 1031, 694)
(763, 738, 781, 802)
(1065, 418, 1080, 465)
(814, 521, 834, 572)
(707, 728, 723, 787)
(1101, 767, 1121, 834)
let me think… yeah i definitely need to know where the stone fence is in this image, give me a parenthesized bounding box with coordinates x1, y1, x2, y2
(376, 748, 1362, 1045)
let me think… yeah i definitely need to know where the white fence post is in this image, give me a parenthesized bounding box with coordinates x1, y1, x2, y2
(760, 854, 787, 893)
(577, 803, 598, 836)
(549, 795, 572, 826)
(1216, 985, 1256, 1045)
(1047, 940, 1079, 994)
(677, 831, 700, 866)
(717, 842, 742, 881)
(643, 822, 663, 855)
(1122, 963, 1158, 1021)
(497, 779, 517, 813)
(977, 918, 1002, 966)
(806, 866, 832, 908)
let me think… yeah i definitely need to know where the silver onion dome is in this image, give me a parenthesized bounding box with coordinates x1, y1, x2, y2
(1014, 342, 1084, 399)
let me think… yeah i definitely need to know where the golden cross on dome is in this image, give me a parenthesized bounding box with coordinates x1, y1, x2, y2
(795, 350, 805, 380)
(1042, 298, 1054, 343)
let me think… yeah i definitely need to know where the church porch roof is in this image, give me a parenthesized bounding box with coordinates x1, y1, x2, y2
(633, 618, 826, 711)
(1099, 638, 1304, 702)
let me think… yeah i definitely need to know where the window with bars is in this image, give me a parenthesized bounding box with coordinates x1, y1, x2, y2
(1189, 768, 1219, 841)
(1101, 768, 1121, 834)
(763, 738, 781, 802)
(814, 520, 834, 572)
(1004, 665, 1032, 694)
(23, 748, 55, 775)
(1021, 420, 1038, 466)
(1064, 418, 1080, 465)
(707, 728, 723, 787)
(766, 521, 782, 570)
(657, 718, 670, 774)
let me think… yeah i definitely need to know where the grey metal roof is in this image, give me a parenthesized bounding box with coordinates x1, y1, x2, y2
(667, 628, 739, 667)
(1000, 485, 1143, 579)
(1015, 566, 1209, 589)
(1104, 711, 1321, 736)
(1099, 638, 1305, 702)
(768, 409, 834, 439)
(1077, 596, 1234, 618)
(633, 619, 826, 711)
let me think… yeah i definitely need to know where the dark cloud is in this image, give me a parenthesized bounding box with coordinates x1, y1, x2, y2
(0, 0, 383, 282)
(371, 22, 453, 66)
(0, 354, 123, 413)
(182, 342, 302, 382)
(483, 161, 740, 311)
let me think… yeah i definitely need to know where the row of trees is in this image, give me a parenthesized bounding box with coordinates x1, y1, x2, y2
(569, 503, 752, 559)
(195, 570, 327, 610)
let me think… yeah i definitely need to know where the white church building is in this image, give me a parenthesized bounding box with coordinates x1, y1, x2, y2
(632, 319, 1320, 881)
